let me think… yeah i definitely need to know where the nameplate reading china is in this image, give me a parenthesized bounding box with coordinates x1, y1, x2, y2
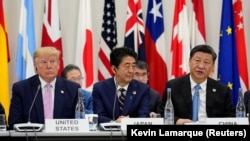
(45, 119, 89, 132)
(121, 118, 163, 130)
(206, 117, 248, 125)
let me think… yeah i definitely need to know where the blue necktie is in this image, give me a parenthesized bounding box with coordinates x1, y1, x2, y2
(192, 85, 201, 122)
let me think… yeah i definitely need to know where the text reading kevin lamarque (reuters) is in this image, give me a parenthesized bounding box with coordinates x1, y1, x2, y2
(127, 125, 249, 140)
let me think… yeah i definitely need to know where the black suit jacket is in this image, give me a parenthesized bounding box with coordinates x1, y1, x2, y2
(244, 91, 250, 114)
(8, 75, 81, 129)
(150, 88, 160, 113)
(0, 103, 4, 115)
(158, 74, 235, 123)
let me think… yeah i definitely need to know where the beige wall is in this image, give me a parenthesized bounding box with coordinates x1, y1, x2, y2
(4, 0, 250, 93)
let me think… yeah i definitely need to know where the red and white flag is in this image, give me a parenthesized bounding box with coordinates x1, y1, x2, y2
(171, 0, 190, 79)
(145, 0, 167, 96)
(41, 0, 64, 76)
(97, 0, 117, 81)
(189, 0, 206, 47)
(75, 0, 94, 90)
(233, 0, 249, 91)
(124, 0, 145, 61)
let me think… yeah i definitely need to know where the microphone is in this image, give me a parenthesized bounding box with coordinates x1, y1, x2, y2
(14, 85, 44, 132)
(112, 82, 118, 121)
(99, 81, 121, 131)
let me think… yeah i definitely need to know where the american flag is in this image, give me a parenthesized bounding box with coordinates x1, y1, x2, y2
(98, 0, 117, 81)
(124, 0, 145, 61)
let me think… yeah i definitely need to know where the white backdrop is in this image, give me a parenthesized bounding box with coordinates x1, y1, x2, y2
(4, 0, 250, 93)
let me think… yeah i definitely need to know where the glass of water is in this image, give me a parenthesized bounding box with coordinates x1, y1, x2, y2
(86, 114, 98, 131)
(0, 114, 6, 131)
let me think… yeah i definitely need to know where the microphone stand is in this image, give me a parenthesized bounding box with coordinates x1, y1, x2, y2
(14, 85, 44, 132)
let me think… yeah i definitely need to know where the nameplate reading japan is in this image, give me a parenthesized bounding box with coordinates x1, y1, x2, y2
(45, 119, 89, 132)
(121, 118, 164, 130)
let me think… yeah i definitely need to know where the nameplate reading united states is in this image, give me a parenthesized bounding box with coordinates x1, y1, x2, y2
(45, 119, 89, 132)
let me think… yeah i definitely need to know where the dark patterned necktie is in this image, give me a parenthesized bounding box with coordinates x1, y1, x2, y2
(118, 88, 126, 112)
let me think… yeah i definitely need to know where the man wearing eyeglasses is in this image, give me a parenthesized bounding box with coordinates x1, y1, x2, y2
(61, 64, 93, 114)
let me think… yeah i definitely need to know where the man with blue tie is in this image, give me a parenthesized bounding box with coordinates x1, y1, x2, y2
(8, 47, 81, 130)
(92, 47, 150, 123)
(158, 44, 235, 125)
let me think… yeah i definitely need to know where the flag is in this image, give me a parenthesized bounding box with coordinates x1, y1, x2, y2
(171, 0, 191, 79)
(218, 0, 248, 106)
(0, 0, 10, 119)
(75, 0, 94, 90)
(145, 0, 167, 96)
(124, 0, 145, 61)
(97, 0, 117, 81)
(233, 0, 249, 93)
(41, 0, 64, 76)
(189, 0, 206, 47)
(16, 0, 36, 80)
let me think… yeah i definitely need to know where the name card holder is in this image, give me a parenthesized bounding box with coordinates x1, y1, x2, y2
(184, 117, 249, 125)
(45, 119, 89, 132)
(121, 118, 164, 130)
(206, 117, 248, 125)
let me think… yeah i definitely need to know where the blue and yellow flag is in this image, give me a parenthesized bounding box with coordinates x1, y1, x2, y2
(218, 0, 241, 107)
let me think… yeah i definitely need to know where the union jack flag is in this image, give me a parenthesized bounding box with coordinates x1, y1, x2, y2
(124, 0, 145, 61)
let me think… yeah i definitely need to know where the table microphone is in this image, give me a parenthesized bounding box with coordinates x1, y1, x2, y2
(99, 82, 121, 131)
(112, 82, 118, 121)
(14, 85, 44, 132)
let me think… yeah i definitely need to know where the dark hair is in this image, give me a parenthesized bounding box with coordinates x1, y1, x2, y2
(110, 47, 138, 67)
(136, 60, 148, 72)
(61, 64, 81, 78)
(190, 44, 217, 63)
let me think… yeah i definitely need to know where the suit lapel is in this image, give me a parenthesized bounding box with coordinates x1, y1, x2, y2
(122, 80, 136, 115)
(31, 76, 44, 123)
(181, 76, 192, 106)
(205, 78, 216, 110)
(53, 78, 64, 118)
(107, 78, 121, 118)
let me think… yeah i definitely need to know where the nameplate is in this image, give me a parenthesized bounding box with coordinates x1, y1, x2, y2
(206, 117, 248, 125)
(121, 118, 163, 130)
(45, 119, 89, 132)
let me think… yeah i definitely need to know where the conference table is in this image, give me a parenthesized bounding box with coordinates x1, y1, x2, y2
(0, 130, 127, 141)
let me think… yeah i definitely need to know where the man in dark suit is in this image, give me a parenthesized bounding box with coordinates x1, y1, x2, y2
(158, 44, 235, 125)
(0, 103, 4, 115)
(244, 91, 250, 115)
(93, 47, 150, 123)
(8, 47, 80, 130)
(133, 60, 161, 117)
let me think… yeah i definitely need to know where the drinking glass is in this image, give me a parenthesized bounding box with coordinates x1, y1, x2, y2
(0, 114, 6, 131)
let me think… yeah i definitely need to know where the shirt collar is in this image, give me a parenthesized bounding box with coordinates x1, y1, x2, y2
(189, 75, 207, 91)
